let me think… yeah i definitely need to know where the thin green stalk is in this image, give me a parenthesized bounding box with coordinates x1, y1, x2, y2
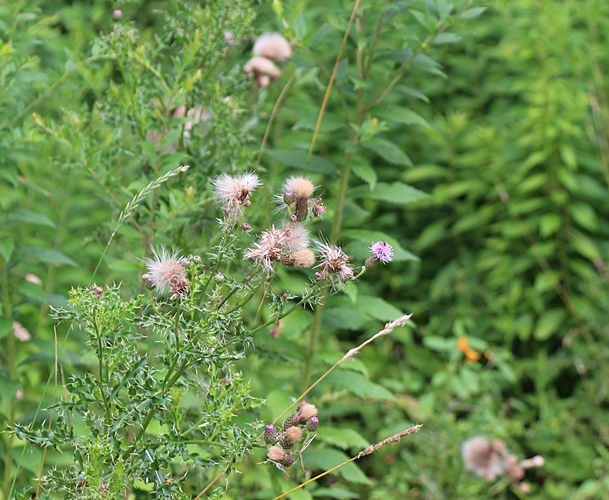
(257, 76, 295, 165)
(305, 0, 361, 169)
(1, 259, 15, 495)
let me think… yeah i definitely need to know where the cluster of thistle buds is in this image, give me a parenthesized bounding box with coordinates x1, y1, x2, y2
(139, 172, 394, 298)
(264, 401, 319, 468)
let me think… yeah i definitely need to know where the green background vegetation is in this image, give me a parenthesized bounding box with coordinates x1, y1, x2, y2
(1, 0, 608, 498)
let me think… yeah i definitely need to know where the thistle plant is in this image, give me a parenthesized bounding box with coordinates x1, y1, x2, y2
(11, 171, 390, 498)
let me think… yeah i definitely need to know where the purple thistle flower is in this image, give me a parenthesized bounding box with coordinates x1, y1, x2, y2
(370, 241, 393, 264)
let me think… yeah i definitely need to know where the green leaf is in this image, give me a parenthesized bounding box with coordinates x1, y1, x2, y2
(324, 371, 397, 402)
(460, 6, 487, 19)
(19, 247, 77, 267)
(353, 182, 429, 205)
(312, 488, 359, 499)
(569, 203, 597, 231)
(293, 112, 344, 132)
(423, 335, 454, 352)
(534, 309, 567, 340)
(18, 281, 47, 303)
(0, 237, 15, 262)
(0, 317, 12, 340)
(322, 307, 371, 330)
(540, 213, 561, 237)
(265, 389, 293, 422)
(350, 161, 377, 190)
(293, 11, 307, 39)
(363, 138, 412, 166)
(433, 33, 463, 45)
(4, 209, 56, 228)
(356, 295, 404, 322)
(317, 427, 369, 450)
(376, 107, 429, 128)
(410, 10, 434, 30)
(264, 149, 337, 175)
(302, 448, 371, 484)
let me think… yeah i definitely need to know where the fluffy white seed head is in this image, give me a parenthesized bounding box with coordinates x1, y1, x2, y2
(253, 32, 292, 61)
(284, 176, 315, 199)
(142, 247, 187, 294)
(211, 172, 260, 217)
(281, 224, 310, 251)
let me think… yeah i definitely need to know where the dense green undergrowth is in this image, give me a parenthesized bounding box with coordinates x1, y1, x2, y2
(1, 0, 608, 498)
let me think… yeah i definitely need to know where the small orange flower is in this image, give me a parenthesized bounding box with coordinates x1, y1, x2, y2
(457, 335, 481, 363)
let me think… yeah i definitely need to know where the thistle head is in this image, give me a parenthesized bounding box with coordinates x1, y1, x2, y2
(142, 247, 188, 295)
(211, 172, 260, 218)
(370, 241, 393, 264)
(280, 426, 303, 449)
(297, 401, 318, 422)
(314, 239, 354, 285)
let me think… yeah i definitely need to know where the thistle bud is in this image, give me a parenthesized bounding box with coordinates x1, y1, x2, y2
(193, 255, 201, 263)
(282, 413, 301, 430)
(365, 256, 378, 269)
(306, 416, 319, 431)
(283, 191, 295, 206)
(112, 9, 123, 20)
(264, 424, 279, 444)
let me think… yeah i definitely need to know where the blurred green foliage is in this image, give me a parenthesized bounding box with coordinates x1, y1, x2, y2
(1, 0, 609, 498)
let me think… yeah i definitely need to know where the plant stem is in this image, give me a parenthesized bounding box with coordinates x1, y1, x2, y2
(305, 0, 361, 170)
(1, 258, 15, 496)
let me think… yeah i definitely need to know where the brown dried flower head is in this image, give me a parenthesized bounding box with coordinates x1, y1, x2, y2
(282, 248, 315, 268)
(314, 239, 354, 284)
(244, 226, 287, 272)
